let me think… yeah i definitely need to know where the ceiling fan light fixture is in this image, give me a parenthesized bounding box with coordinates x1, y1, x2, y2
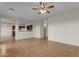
(40, 9, 46, 14)
(32, 2, 54, 14)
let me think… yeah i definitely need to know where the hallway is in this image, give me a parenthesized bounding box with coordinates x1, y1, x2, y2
(0, 38, 79, 57)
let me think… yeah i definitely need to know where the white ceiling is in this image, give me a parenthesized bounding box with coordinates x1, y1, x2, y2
(0, 2, 79, 23)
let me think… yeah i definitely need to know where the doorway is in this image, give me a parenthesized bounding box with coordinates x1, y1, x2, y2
(44, 20, 48, 39)
(12, 25, 15, 37)
(12, 25, 15, 41)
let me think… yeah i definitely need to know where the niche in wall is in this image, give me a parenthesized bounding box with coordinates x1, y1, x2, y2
(27, 25, 33, 31)
(19, 24, 25, 31)
(18, 24, 33, 31)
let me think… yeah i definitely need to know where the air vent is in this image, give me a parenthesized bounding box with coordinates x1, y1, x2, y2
(9, 8, 15, 11)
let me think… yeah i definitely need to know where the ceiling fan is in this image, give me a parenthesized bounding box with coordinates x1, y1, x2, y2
(32, 2, 54, 14)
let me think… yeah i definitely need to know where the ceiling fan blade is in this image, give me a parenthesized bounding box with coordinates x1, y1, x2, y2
(47, 5, 54, 9)
(46, 11, 50, 13)
(32, 8, 38, 10)
(38, 12, 41, 14)
(39, 2, 45, 8)
(39, 2, 43, 5)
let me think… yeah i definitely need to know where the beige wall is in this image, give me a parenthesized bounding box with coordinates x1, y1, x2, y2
(48, 8, 79, 46)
